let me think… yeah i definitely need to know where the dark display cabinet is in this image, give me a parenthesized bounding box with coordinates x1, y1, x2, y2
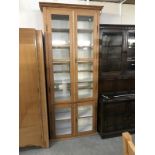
(97, 25, 135, 138)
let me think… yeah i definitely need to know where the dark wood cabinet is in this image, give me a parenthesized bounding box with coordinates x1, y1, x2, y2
(98, 93, 135, 138)
(97, 25, 135, 138)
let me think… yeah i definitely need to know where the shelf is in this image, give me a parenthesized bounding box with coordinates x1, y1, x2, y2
(77, 59, 93, 63)
(78, 86, 93, 90)
(78, 70, 93, 72)
(78, 125, 93, 132)
(78, 78, 93, 83)
(78, 46, 93, 48)
(54, 87, 70, 91)
(52, 28, 93, 33)
(78, 110, 93, 118)
(102, 45, 122, 47)
(53, 60, 70, 64)
(78, 29, 93, 33)
(78, 80, 93, 83)
(52, 45, 70, 48)
(56, 128, 71, 135)
(78, 115, 93, 119)
(78, 45, 93, 48)
(54, 70, 70, 73)
(55, 112, 71, 121)
(52, 28, 69, 32)
(54, 80, 70, 84)
(55, 94, 70, 100)
(78, 92, 93, 99)
(101, 71, 135, 79)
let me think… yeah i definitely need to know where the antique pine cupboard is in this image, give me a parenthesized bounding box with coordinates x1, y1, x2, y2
(39, 2, 103, 140)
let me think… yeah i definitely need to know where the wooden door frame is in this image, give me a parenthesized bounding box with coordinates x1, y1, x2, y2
(53, 103, 75, 139)
(73, 9, 99, 103)
(75, 101, 97, 136)
(45, 8, 75, 105)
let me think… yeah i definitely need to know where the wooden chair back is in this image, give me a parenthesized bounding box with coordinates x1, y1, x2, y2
(122, 132, 135, 155)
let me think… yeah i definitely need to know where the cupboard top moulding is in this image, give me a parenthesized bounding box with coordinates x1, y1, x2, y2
(39, 2, 103, 11)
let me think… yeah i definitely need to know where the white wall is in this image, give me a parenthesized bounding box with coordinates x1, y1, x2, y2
(121, 4, 135, 24)
(19, 0, 135, 30)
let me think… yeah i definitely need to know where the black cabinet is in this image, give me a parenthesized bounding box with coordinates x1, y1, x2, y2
(97, 93, 135, 138)
(97, 25, 135, 138)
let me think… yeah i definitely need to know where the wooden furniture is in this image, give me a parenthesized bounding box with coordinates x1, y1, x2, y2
(19, 28, 49, 147)
(99, 25, 135, 94)
(122, 132, 135, 155)
(98, 93, 135, 138)
(39, 2, 103, 140)
(97, 25, 135, 138)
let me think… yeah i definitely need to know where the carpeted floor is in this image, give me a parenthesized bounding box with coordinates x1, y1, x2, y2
(20, 134, 135, 155)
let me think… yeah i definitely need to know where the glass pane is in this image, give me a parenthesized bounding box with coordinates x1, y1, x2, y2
(52, 15, 69, 29)
(55, 107, 71, 135)
(101, 32, 122, 72)
(78, 63, 93, 98)
(52, 32, 69, 46)
(52, 47, 70, 60)
(51, 15, 70, 61)
(102, 32, 122, 46)
(53, 64, 71, 101)
(127, 32, 135, 71)
(53, 64, 70, 73)
(78, 16, 93, 29)
(78, 63, 93, 82)
(128, 33, 135, 48)
(54, 72, 70, 82)
(78, 105, 93, 117)
(78, 47, 93, 59)
(108, 59, 121, 71)
(55, 119, 71, 135)
(78, 82, 93, 99)
(54, 83, 70, 101)
(55, 108, 71, 120)
(78, 117, 93, 132)
(51, 15, 71, 102)
(77, 16, 93, 58)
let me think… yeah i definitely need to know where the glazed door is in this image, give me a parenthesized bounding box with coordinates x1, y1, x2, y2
(74, 11, 98, 102)
(76, 102, 96, 135)
(127, 30, 135, 71)
(46, 9, 74, 104)
(53, 104, 74, 138)
(101, 30, 124, 73)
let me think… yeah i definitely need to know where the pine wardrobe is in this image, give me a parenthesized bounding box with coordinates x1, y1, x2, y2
(39, 2, 103, 140)
(19, 28, 49, 147)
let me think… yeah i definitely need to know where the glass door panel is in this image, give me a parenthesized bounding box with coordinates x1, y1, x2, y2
(78, 63, 93, 99)
(101, 32, 123, 72)
(52, 15, 70, 50)
(78, 47, 93, 59)
(51, 14, 71, 102)
(55, 107, 72, 136)
(102, 32, 123, 46)
(52, 47, 70, 60)
(127, 32, 135, 71)
(53, 64, 71, 101)
(77, 16, 93, 59)
(77, 105, 93, 132)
